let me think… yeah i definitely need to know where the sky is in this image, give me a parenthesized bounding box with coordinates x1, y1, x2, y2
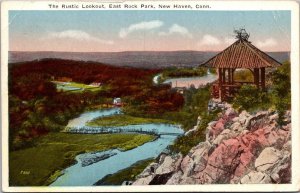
(9, 10, 291, 52)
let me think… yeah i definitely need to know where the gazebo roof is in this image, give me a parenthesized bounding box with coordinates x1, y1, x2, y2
(201, 39, 282, 69)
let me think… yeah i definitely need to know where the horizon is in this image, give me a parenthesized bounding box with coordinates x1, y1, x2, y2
(9, 11, 291, 52)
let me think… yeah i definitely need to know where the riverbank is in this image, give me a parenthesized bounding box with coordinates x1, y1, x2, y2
(87, 114, 175, 127)
(50, 114, 183, 186)
(94, 158, 155, 185)
(9, 132, 156, 186)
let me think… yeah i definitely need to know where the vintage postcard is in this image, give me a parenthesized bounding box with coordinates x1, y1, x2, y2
(1, 0, 299, 192)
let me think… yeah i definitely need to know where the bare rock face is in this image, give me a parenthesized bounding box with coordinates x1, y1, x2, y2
(133, 103, 291, 185)
(156, 154, 182, 175)
(255, 147, 281, 172)
(240, 171, 272, 184)
(133, 154, 182, 185)
(213, 129, 239, 145)
(165, 171, 183, 185)
(132, 162, 159, 185)
(133, 175, 154, 185)
(180, 142, 211, 178)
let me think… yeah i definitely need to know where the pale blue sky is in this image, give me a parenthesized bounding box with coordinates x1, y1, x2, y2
(9, 10, 291, 52)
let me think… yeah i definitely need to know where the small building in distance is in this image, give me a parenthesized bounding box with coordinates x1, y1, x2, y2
(113, 98, 122, 107)
(89, 82, 102, 87)
(201, 29, 282, 101)
(173, 87, 186, 94)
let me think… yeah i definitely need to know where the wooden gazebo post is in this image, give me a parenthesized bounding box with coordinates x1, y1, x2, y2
(261, 67, 266, 90)
(254, 68, 259, 88)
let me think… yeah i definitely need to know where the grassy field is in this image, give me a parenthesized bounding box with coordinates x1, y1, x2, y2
(52, 81, 103, 93)
(158, 67, 208, 83)
(9, 132, 156, 186)
(95, 158, 154, 185)
(86, 114, 175, 127)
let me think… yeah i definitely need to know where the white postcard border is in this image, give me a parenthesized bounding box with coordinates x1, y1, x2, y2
(1, 1, 299, 192)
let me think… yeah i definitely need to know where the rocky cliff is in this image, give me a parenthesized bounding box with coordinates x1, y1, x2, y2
(133, 104, 291, 185)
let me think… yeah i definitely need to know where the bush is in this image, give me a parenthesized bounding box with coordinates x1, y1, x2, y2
(270, 61, 291, 124)
(233, 61, 291, 124)
(232, 85, 271, 112)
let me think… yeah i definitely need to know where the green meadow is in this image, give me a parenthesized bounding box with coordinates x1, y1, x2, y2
(87, 114, 175, 127)
(52, 81, 103, 93)
(9, 132, 156, 186)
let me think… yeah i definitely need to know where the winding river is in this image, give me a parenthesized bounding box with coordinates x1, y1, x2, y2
(153, 71, 218, 88)
(51, 72, 217, 186)
(50, 108, 183, 186)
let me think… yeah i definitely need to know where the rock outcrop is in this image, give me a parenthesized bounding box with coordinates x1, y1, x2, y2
(133, 103, 291, 185)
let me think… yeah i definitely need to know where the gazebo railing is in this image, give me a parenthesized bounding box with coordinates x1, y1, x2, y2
(211, 83, 246, 100)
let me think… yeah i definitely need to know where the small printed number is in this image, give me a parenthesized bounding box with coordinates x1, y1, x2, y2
(20, 170, 30, 175)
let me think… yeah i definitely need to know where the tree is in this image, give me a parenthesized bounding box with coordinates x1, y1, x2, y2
(271, 61, 291, 124)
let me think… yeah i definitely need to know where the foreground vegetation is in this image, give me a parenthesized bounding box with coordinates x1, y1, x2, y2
(9, 132, 155, 186)
(232, 61, 291, 124)
(87, 114, 174, 127)
(95, 158, 155, 185)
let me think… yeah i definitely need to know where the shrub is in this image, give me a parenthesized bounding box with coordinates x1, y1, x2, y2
(233, 61, 291, 124)
(232, 85, 271, 111)
(270, 61, 291, 124)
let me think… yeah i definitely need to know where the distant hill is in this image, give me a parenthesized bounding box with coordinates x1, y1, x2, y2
(9, 51, 290, 69)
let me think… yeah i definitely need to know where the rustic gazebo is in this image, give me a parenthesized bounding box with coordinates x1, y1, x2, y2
(201, 29, 282, 101)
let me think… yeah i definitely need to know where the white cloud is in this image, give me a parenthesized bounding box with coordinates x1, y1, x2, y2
(159, 24, 192, 38)
(47, 30, 114, 45)
(256, 38, 278, 48)
(198, 34, 221, 46)
(224, 37, 236, 45)
(119, 20, 164, 38)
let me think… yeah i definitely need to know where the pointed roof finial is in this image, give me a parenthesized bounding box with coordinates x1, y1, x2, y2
(234, 28, 250, 41)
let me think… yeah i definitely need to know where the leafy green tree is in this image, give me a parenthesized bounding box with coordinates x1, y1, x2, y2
(271, 61, 291, 124)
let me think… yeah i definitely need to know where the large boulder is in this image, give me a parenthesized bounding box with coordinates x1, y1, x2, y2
(255, 147, 281, 172)
(190, 142, 211, 173)
(230, 122, 245, 133)
(240, 171, 272, 184)
(213, 129, 237, 145)
(238, 110, 251, 125)
(133, 154, 182, 185)
(166, 171, 183, 185)
(133, 175, 155, 185)
(269, 141, 291, 183)
(155, 154, 182, 175)
(246, 111, 269, 131)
